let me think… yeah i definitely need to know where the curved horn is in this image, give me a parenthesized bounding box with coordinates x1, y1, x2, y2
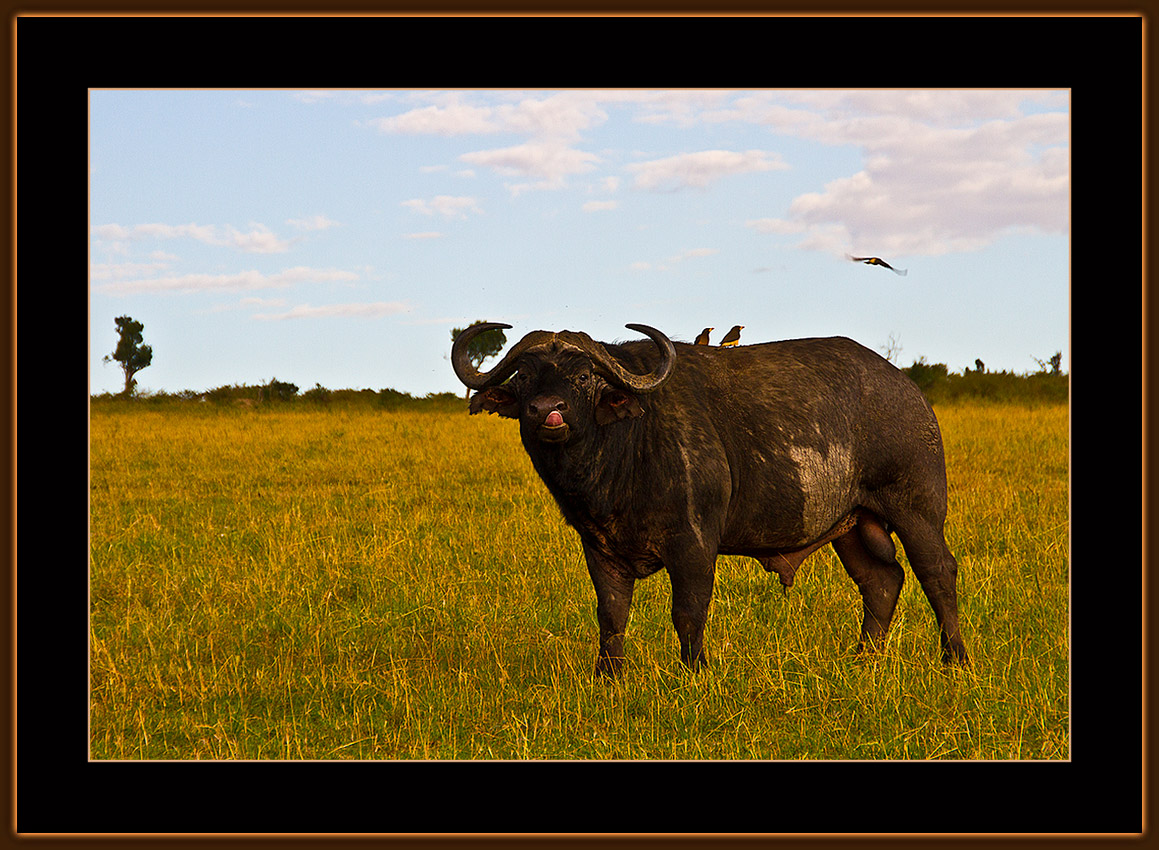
(584, 323, 676, 393)
(452, 322, 676, 394)
(451, 322, 519, 390)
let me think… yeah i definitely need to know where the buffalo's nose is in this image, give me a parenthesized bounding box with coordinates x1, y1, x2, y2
(528, 397, 568, 418)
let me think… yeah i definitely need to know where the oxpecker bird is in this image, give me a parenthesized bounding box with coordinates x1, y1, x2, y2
(848, 255, 908, 276)
(695, 327, 713, 345)
(719, 325, 743, 347)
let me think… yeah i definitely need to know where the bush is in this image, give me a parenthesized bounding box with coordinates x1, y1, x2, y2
(204, 384, 252, 405)
(264, 378, 299, 402)
(377, 388, 416, 409)
(302, 383, 332, 406)
(900, 362, 1069, 405)
(903, 357, 950, 394)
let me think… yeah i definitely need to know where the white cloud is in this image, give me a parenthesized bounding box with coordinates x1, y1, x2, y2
(251, 301, 411, 321)
(627, 149, 787, 191)
(371, 101, 501, 136)
(372, 90, 610, 143)
(630, 90, 741, 127)
(287, 215, 340, 231)
(582, 200, 618, 212)
(630, 247, 718, 272)
(773, 117, 1069, 256)
(400, 195, 483, 219)
(496, 92, 609, 142)
(91, 221, 292, 253)
(90, 260, 174, 281)
(130, 222, 219, 242)
(402, 231, 444, 240)
(459, 142, 600, 193)
(732, 91, 1069, 255)
(327, 89, 1069, 254)
(91, 223, 133, 241)
(375, 92, 614, 194)
(96, 266, 359, 296)
(223, 223, 291, 253)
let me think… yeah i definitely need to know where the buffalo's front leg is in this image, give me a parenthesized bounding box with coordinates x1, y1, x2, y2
(584, 543, 635, 677)
(667, 555, 717, 670)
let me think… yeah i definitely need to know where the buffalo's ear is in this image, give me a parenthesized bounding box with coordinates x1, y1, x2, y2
(469, 386, 520, 418)
(595, 388, 644, 425)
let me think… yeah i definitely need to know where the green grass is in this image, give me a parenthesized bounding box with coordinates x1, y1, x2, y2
(89, 401, 1069, 760)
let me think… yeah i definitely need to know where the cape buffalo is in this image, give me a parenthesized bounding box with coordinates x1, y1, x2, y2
(452, 323, 969, 675)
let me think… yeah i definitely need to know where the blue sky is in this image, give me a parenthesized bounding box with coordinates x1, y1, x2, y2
(89, 89, 1069, 397)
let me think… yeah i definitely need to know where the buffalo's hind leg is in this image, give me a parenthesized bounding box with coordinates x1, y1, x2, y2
(893, 521, 970, 666)
(832, 513, 905, 656)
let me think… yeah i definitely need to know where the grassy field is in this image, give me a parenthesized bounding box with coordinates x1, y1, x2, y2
(88, 400, 1069, 760)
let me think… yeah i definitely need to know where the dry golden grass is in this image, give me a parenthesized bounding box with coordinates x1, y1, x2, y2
(89, 401, 1068, 760)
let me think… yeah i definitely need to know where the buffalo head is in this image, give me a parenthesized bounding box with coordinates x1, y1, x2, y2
(452, 323, 676, 445)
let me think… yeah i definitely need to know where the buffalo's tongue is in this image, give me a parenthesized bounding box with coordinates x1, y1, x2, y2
(545, 411, 564, 427)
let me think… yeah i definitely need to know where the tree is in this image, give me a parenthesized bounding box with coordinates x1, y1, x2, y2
(1032, 351, 1063, 375)
(878, 332, 902, 364)
(451, 321, 507, 398)
(261, 378, 299, 403)
(102, 315, 153, 397)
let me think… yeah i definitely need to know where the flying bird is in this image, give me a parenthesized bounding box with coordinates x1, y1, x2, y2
(695, 327, 713, 345)
(719, 325, 744, 347)
(848, 255, 908, 276)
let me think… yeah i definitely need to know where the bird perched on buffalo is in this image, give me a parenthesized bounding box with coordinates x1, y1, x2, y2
(719, 325, 743, 347)
(848, 255, 907, 276)
(694, 327, 713, 345)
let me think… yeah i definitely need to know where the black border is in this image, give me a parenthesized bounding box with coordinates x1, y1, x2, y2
(9, 8, 1148, 842)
